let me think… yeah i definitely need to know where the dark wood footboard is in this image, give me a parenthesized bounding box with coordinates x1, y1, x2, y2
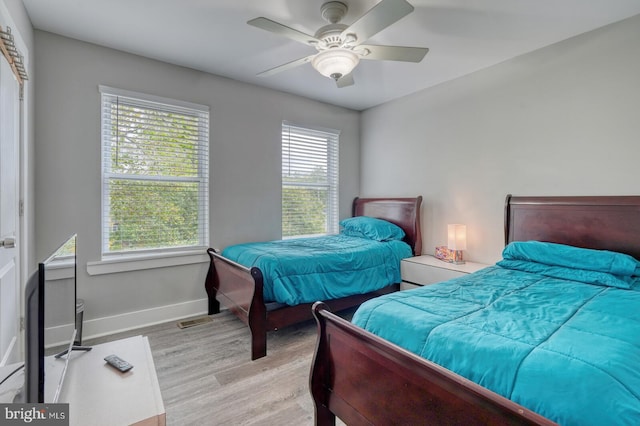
(309, 303, 556, 426)
(206, 248, 267, 360)
(206, 248, 400, 360)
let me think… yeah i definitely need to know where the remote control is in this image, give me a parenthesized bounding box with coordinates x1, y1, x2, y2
(104, 354, 134, 372)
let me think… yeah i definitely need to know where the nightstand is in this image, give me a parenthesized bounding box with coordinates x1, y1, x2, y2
(401, 255, 489, 290)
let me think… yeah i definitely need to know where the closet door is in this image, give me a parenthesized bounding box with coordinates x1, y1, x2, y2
(0, 54, 21, 366)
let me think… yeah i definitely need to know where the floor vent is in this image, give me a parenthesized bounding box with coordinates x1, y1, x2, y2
(177, 316, 213, 329)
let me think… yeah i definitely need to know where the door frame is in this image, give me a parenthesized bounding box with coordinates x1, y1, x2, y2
(0, 3, 31, 365)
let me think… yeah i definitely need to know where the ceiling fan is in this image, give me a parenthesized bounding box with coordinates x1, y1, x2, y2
(248, 0, 429, 88)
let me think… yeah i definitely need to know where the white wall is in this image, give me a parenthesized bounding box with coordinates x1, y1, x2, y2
(361, 14, 640, 265)
(33, 31, 360, 337)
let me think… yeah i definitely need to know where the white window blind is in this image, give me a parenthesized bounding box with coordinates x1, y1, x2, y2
(282, 121, 339, 238)
(100, 86, 209, 255)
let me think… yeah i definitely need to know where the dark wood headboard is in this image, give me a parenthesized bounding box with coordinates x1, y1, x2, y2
(505, 194, 640, 260)
(352, 196, 423, 256)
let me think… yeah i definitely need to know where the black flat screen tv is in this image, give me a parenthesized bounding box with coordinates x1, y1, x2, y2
(23, 260, 44, 403)
(23, 234, 90, 403)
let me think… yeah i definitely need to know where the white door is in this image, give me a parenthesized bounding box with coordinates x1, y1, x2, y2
(0, 54, 21, 366)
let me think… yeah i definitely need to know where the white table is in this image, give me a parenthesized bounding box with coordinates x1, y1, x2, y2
(401, 254, 489, 290)
(51, 335, 165, 426)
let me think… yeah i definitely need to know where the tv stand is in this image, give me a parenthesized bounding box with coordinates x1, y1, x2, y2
(47, 335, 165, 425)
(54, 345, 92, 359)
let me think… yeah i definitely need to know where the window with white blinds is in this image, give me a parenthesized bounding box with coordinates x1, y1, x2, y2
(99, 86, 209, 255)
(282, 121, 339, 238)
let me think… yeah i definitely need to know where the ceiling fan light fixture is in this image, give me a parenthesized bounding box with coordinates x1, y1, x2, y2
(311, 49, 359, 81)
(249, 0, 427, 87)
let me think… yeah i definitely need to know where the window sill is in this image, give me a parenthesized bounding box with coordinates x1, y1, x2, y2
(46, 259, 75, 281)
(87, 248, 209, 276)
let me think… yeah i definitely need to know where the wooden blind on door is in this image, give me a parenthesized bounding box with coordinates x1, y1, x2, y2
(0, 25, 28, 85)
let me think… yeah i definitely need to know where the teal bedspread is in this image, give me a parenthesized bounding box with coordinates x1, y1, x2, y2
(221, 234, 412, 305)
(352, 242, 640, 425)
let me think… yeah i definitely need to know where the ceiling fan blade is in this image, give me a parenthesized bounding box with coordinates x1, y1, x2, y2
(358, 45, 428, 62)
(256, 55, 315, 77)
(336, 73, 354, 88)
(248, 17, 320, 46)
(341, 0, 414, 45)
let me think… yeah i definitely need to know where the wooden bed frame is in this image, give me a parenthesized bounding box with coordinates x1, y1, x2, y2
(205, 196, 422, 360)
(310, 194, 640, 425)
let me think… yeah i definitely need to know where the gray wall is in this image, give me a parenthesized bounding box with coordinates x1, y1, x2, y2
(360, 14, 640, 265)
(34, 31, 360, 336)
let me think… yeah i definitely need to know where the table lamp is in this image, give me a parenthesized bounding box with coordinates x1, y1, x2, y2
(447, 224, 467, 264)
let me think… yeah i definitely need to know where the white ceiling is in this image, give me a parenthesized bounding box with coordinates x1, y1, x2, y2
(21, 0, 640, 111)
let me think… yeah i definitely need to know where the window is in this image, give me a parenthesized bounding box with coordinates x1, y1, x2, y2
(281, 121, 339, 238)
(99, 86, 209, 256)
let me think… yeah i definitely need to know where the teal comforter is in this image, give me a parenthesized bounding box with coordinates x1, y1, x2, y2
(221, 234, 412, 305)
(352, 242, 640, 425)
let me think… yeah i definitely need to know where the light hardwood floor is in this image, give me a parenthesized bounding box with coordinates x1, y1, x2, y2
(85, 309, 354, 425)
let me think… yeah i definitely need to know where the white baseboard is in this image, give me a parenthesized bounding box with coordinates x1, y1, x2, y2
(82, 298, 210, 341)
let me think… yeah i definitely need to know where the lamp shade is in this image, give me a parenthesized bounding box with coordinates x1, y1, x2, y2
(447, 224, 467, 251)
(311, 49, 359, 80)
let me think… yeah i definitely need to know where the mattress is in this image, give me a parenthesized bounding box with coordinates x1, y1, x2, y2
(221, 234, 412, 305)
(352, 243, 640, 425)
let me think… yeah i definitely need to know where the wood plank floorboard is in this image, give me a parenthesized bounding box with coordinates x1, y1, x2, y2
(83, 308, 354, 425)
